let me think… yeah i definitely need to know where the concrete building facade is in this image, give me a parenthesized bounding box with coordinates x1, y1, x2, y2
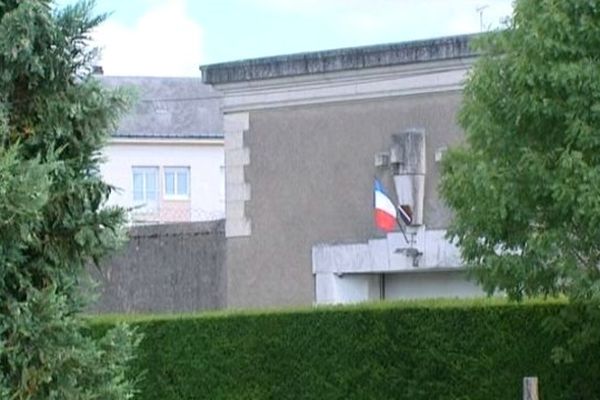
(202, 34, 484, 308)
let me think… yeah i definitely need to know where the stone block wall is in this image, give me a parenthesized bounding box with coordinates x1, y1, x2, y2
(88, 220, 226, 313)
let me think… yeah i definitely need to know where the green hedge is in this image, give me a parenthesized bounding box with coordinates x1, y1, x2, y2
(89, 300, 600, 400)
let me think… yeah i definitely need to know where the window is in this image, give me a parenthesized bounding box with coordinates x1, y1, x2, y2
(132, 167, 158, 205)
(164, 167, 190, 199)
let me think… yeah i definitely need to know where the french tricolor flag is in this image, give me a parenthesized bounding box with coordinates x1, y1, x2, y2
(374, 179, 398, 232)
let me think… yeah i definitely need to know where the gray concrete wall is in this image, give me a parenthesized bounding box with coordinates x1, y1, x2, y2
(89, 220, 226, 313)
(384, 271, 483, 299)
(227, 91, 464, 308)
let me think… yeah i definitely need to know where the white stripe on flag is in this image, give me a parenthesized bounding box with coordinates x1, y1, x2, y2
(375, 190, 397, 217)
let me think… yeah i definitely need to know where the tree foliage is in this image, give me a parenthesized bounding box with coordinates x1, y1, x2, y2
(0, 1, 139, 398)
(441, 0, 600, 361)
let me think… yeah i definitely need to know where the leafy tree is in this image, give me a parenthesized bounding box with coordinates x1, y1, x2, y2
(441, 0, 600, 363)
(0, 1, 139, 398)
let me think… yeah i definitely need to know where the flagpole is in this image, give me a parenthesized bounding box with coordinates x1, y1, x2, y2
(396, 211, 409, 244)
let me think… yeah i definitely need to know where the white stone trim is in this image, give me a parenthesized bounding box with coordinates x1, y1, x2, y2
(226, 182, 251, 202)
(224, 111, 249, 132)
(215, 58, 473, 112)
(227, 148, 250, 166)
(224, 112, 251, 237)
(312, 227, 463, 275)
(312, 228, 470, 304)
(227, 166, 246, 185)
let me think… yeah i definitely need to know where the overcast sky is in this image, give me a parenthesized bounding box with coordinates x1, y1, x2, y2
(56, 0, 514, 77)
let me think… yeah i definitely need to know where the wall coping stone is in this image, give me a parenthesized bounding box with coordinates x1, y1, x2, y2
(201, 34, 477, 85)
(128, 219, 225, 238)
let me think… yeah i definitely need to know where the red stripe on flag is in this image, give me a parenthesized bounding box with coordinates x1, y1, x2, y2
(375, 209, 397, 232)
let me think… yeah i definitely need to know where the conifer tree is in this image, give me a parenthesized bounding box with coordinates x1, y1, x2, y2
(0, 1, 139, 398)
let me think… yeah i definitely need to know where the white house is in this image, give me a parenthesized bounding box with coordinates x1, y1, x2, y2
(99, 76, 224, 224)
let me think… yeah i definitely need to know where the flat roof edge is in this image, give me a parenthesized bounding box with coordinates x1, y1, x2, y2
(201, 34, 478, 85)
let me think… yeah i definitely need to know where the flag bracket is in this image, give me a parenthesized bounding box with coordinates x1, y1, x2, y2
(393, 247, 423, 267)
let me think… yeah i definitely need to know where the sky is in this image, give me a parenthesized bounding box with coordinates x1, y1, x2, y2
(56, 0, 514, 77)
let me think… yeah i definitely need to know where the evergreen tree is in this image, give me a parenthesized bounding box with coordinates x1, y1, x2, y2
(0, 1, 139, 398)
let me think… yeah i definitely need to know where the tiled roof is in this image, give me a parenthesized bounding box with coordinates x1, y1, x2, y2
(100, 76, 223, 139)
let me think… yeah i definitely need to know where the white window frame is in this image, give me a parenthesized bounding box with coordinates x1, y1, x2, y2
(163, 166, 190, 200)
(132, 166, 159, 208)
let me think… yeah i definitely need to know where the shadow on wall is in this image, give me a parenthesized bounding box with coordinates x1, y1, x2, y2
(87, 220, 226, 314)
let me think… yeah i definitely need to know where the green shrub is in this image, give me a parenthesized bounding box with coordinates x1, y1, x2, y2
(90, 300, 600, 400)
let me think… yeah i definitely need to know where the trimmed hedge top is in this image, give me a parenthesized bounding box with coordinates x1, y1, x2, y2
(89, 299, 598, 400)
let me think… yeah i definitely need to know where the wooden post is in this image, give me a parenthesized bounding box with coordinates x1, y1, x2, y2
(523, 377, 539, 400)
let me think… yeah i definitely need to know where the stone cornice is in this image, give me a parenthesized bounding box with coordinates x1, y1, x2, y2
(212, 57, 474, 112)
(201, 34, 477, 85)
